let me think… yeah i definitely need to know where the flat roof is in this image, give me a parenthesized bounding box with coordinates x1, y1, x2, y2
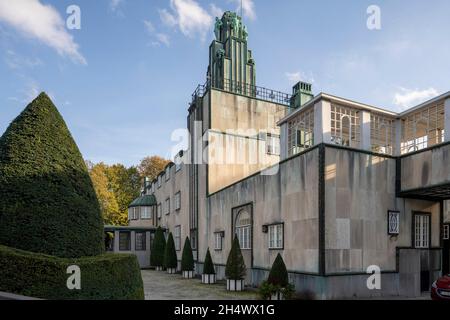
(278, 91, 450, 125)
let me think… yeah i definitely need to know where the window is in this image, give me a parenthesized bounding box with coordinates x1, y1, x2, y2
(444, 225, 450, 240)
(414, 214, 430, 248)
(157, 203, 162, 219)
(135, 232, 146, 251)
(268, 224, 284, 249)
(287, 108, 314, 157)
(235, 210, 251, 250)
(141, 206, 151, 219)
(214, 232, 223, 250)
(129, 207, 138, 220)
(157, 176, 162, 188)
(388, 211, 400, 235)
(330, 104, 361, 148)
(174, 226, 181, 251)
(190, 229, 197, 250)
(166, 167, 170, 181)
(175, 155, 182, 172)
(266, 134, 280, 155)
(119, 232, 131, 251)
(371, 114, 396, 155)
(165, 198, 170, 215)
(175, 192, 181, 211)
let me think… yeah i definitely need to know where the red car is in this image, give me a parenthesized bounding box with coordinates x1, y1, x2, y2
(431, 274, 450, 301)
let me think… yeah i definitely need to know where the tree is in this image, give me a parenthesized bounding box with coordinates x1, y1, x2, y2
(203, 248, 216, 275)
(88, 162, 141, 226)
(181, 237, 194, 271)
(89, 163, 122, 225)
(150, 227, 166, 268)
(267, 254, 289, 287)
(138, 156, 170, 182)
(0, 92, 104, 258)
(163, 232, 177, 269)
(225, 234, 246, 280)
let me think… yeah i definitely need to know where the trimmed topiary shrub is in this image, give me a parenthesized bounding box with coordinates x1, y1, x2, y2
(150, 226, 166, 268)
(225, 234, 246, 280)
(0, 245, 144, 300)
(0, 92, 104, 258)
(267, 253, 289, 287)
(259, 254, 295, 300)
(203, 248, 215, 275)
(163, 232, 177, 270)
(181, 237, 194, 272)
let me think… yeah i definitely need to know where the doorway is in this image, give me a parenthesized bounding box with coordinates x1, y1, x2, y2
(412, 212, 432, 291)
(443, 224, 450, 275)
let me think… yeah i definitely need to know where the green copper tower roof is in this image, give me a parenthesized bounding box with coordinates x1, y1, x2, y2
(128, 194, 156, 208)
(208, 11, 256, 93)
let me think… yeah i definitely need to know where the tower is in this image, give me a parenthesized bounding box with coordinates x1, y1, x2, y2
(207, 11, 256, 93)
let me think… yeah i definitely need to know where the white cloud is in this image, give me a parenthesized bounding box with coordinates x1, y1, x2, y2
(285, 71, 315, 85)
(159, 0, 213, 40)
(393, 87, 439, 109)
(232, 0, 256, 20)
(0, 0, 86, 64)
(143, 20, 170, 47)
(109, 0, 124, 12)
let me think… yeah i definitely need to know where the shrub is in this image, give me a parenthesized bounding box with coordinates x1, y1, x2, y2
(0, 245, 144, 300)
(163, 232, 177, 269)
(0, 93, 104, 258)
(203, 248, 215, 275)
(150, 226, 166, 268)
(267, 253, 289, 287)
(259, 254, 294, 300)
(181, 237, 194, 271)
(225, 234, 246, 280)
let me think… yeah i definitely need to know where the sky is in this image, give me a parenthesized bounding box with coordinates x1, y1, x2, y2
(1, 0, 450, 166)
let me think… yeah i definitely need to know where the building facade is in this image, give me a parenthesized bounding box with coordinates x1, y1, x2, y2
(127, 11, 450, 299)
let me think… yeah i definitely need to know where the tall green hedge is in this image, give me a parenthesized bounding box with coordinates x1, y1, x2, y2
(203, 248, 215, 275)
(267, 253, 289, 287)
(0, 93, 104, 258)
(225, 234, 246, 280)
(0, 245, 144, 300)
(150, 226, 166, 268)
(163, 232, 177, 269)
(181, 237, 194, 271)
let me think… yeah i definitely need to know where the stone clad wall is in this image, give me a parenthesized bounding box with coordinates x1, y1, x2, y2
(401, 143, 450, 192)
(200, 147, 320, 276)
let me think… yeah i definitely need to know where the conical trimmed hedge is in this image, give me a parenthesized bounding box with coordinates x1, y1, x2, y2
(150, 226, 166, 268)
(267, 253, 289, 287)
(181, 237, 194, 271)
(225, 234, 246, 280)
(163, 232, 177, 269)
(0, 93, 104, 258)
(203, 248, 215, 275)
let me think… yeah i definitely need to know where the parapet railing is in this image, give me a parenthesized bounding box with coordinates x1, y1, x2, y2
(191, 78, 292, 106)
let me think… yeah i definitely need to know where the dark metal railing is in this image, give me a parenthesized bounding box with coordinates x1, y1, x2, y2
(191, 78, 292, 106)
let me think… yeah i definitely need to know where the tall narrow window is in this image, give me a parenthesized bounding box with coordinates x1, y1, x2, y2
(175, 192, 181, 211)
(119, 232, 131, 251)
(235, 210, 251, 250)
(266, 134, 280, 155)
(165, 198, 170, 215)
(157, 203, 162, 219)
(414, 214, 430, 248)
(268, 224, 284, 249)
(135, 232, 146, 251)
(214, 232, 223, 250)
(174, 226, 181, 251)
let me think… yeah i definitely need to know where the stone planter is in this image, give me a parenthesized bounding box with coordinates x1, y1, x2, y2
(226, 279, 244, 291)
(155, 266, 163, 271)
(183, 270, 194, 279)
(167, 268, 177, 274)
(202, 274, 216, 284)
(270, 291, 284, 300)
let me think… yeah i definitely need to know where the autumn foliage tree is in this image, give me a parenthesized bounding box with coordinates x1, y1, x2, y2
(138, 156, 170, 182)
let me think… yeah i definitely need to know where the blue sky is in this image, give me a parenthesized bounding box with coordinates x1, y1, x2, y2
(1, 0, 450, 166)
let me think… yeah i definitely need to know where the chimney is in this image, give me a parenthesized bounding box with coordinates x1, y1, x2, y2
(291, 81, 314, 109)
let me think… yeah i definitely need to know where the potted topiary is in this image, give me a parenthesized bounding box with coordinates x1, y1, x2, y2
(259, 253, 295, 300)
(164, 232, 178, 274)
(181, 237, 195, 278)
(150, 226, 166, 271)
(202, 248, 216, 284)
(225, 234, 246, 291)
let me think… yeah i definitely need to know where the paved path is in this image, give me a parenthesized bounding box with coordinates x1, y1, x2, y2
(142, 270, 258, 300)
